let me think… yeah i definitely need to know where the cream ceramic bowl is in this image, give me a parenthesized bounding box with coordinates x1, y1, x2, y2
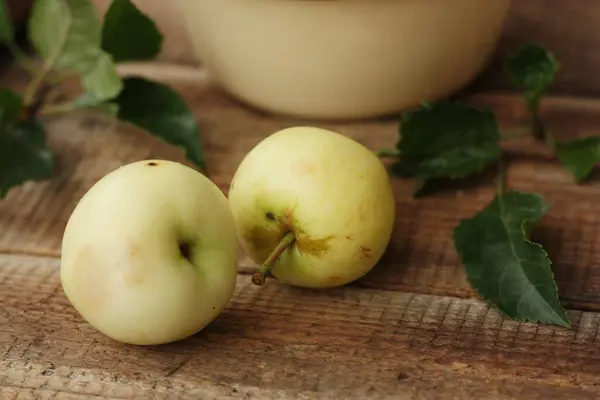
(175, 0, 511, 120)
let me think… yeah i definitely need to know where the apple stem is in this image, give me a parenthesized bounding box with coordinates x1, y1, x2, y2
(252, 231, 295, 286)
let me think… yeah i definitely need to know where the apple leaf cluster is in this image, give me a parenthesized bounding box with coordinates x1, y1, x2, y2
(504, 44, 600, 182)
(385, 43, 600, 328)
(0, 0, 204, 199)
(391, 100, 501, 194)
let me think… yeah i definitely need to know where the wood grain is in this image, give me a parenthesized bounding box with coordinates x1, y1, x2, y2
(2, 254, 600, 399)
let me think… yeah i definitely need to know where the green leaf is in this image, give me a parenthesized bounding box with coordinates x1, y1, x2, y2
(453, 191, 570, 327)
(28, 0, 122, 102)
(554, 136, 600, 182)
(81, 52, 123, 102)
(70, 92, 119, 117)
(0, 120, 54, 198)
(505, 43, 560, 112)
(392, 101, 501, 191)
(0, 88, 23, 127)
(29, 0, 102, 72)
(114, 77, 205, 170)
(73, 95, 120, 116)
(101, 0, 163, 62)
(0, 0, 14, 42)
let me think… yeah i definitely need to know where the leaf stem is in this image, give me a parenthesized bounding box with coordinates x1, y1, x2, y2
(5, 40, 38, 76)
(39, 101, 77, 117)
(23, 5, 75, 110)
(531, 106, 555, 149)
(19, 84, 52, 122)
(376, 148, 401, 158)
(22, 62, 53, 109)
(496, 154, 507, 196)
(251, 231, 295, 286)
(500, 126, 532, 140)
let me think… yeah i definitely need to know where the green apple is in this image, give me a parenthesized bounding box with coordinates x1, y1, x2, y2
(228, 126, 396, 289)
(60, 159, 239, 345)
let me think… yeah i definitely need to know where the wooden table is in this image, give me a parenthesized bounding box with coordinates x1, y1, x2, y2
(2, 61, 600, 399)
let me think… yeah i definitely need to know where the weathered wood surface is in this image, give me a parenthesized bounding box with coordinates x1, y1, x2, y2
(3, 62, 600, 399)
(3, 255, 600, 400)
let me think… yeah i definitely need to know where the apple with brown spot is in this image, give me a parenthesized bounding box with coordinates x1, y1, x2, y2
(60, 160, 239, 345)
(228, 126, 396, 288)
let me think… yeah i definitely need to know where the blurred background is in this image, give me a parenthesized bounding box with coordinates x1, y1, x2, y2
(2, 0, 598, 116)
(5, 1, 596, 91)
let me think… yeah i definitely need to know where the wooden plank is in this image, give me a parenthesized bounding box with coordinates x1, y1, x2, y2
(2, 67, 600, 311)
(2, 254, 600, 399)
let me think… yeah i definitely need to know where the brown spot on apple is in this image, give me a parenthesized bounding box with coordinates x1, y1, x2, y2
(360, 245, 372, 259)
(279, 207, 296, 228)
(147, 162, 158, 166)
(290, 159, 314, 175)
(123, 260, 146, 285)
(328, 275, 342, 283)
(296, 234, 334, 257)
(116, 245, 139, 283)
(70, 247, 109, 310)
(122, 245, 147, 285)
(346, 235, 354, 240)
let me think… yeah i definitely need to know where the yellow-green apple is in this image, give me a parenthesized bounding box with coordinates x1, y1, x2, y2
(60, 159, 239, 345)
(228, 126, 396, 288)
